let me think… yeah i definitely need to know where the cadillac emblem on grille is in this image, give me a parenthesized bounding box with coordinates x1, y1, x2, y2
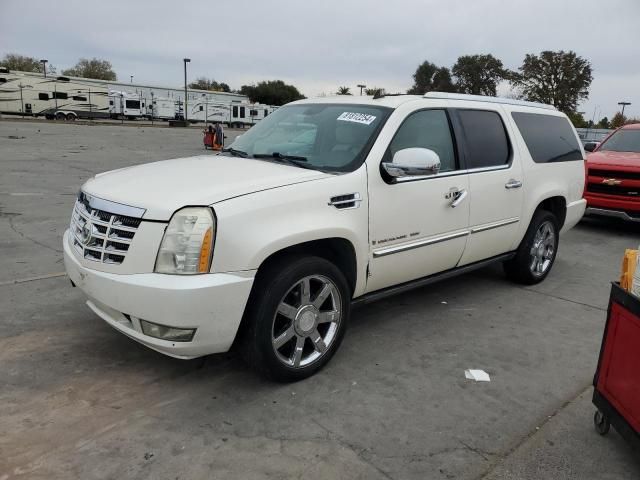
(80, 221, 92, 245)
(602, 178, 622, 186)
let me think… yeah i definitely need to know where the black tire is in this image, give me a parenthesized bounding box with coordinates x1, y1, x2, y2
(66, 113, 76, 121)
(594, 410, 611, 436)
(55, 112, 66, 121)
(504, 209, 559, 285)
(240, 255, 350, 382)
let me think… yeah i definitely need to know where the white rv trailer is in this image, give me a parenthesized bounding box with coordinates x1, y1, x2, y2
(0, 69, 109, 119)
(108, 90, 146, 119)
(188, 100, 277, 127)
(148, 97, 177, 120)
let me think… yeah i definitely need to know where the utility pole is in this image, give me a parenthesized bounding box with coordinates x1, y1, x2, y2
(183, 58, 191, 122)
(130, 75, 134, 83)
(18, 83, 24, 118)
(618, 101, 631, 118)
(357, 84, 366, 96)
(40, 59, 48, 78)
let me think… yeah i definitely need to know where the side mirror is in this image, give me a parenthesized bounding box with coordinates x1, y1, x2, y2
(584, 142, 598, 152)
(382, 148, 441, 179)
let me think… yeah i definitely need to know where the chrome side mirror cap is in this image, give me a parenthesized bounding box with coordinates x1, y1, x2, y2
(382, 148, 441, 179)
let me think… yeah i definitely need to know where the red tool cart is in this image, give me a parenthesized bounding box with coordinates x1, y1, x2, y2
(592, 282, 640, 452)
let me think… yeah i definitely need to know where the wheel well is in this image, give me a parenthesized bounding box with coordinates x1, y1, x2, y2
(537, 196, 566, 228)
(256, 238, 358, 295)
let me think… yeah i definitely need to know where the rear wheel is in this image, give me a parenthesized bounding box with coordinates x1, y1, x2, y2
(66, 113, 76, 121)
(241, 256, 350, 382)
(55, 112, 66, 121)
(504, 210, 559, 285)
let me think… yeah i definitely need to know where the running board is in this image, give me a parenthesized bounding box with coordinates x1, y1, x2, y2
(352, 252, 516, 307)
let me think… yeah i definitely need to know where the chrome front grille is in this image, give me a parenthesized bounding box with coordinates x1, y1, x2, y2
(69, 197, 142, 265)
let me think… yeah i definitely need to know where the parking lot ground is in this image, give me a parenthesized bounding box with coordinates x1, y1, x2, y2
(1, 120, 639, 479)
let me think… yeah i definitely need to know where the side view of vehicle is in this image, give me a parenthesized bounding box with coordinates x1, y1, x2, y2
(585, 123, 640, 222)
(63, 92, 586, 381)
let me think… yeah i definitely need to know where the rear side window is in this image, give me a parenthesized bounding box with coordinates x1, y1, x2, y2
(512, 112, 582, 163)
(457, 110, 510, 169)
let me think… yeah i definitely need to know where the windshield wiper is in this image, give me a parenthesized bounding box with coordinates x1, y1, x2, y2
(221, 147, 249, 158)
(253, 152, 313, 169)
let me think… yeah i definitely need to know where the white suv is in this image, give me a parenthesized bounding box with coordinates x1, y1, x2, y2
(63, 92, 586, 381)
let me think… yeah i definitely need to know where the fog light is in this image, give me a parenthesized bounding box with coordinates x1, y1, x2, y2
(140, 319, 196, 342)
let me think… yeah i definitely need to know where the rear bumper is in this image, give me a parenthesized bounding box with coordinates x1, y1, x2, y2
(561, 199, 587, 233)
(585, 207, 640, 223)
(63, 230, 255, 359)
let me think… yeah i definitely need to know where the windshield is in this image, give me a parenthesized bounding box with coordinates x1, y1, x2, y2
(225, 103, 392, 172)
(599, 129, 640, 153)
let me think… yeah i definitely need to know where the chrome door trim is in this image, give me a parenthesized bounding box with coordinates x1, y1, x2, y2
(79, 191, 146, 218)
(393, 163, 511, 184)
(372, 230, 469, 258)
(470, 217, 520, 234)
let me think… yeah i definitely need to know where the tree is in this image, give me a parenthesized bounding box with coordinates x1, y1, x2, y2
(336, 86, 351, 95)
(188, 77, 231, 92)
(0, 53, 56, 74)
(408, 61, 456, 94)
(512, 50, 592, 113)
(597, 117, 610, 129)
(365, 87, 385, 96)
(610, 112, 627, 129)
(239, 80, 304, 106)
(452, 54, 507, 96)
(566, 111, 588, 128)
(62, 58, 116, 80)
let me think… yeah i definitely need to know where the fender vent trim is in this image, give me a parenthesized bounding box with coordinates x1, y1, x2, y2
(328, 193, 362, 210)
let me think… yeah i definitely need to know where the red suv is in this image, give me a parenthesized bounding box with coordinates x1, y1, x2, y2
(585, 123, 640, 222)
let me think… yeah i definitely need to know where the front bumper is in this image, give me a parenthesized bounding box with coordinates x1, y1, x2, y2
(585, 207, 640, 223)
(63, 230, 255, 359)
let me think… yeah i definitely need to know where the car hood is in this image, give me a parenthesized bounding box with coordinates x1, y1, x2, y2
(587, 150, 640, 169)
(81, 155, 330, 220)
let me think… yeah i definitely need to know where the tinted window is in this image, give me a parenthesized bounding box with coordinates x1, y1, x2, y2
(240, 107, 246, 118)
(125, 100, 140, 109)
(53, 92, 68, 99)
(388, 109, 457, 172)
(72, 95, 87, 101)
(39, 93, 49, 100)
(512, 112, 582, 163)
(232, 106, 238, 117)
(598, 129, 640, 153)
(458, 110, 510, 168)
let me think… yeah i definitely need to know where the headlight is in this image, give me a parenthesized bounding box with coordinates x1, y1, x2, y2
(154, 207, 215, 274)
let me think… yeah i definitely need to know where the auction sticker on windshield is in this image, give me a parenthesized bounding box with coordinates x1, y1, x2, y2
(337, 112, 377, 125)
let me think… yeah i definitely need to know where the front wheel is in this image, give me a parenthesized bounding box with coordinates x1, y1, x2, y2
(241, 256, 350, 382)
(504, 210, 559, 285)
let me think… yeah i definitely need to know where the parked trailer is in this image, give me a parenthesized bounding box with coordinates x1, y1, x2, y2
(109, 90, 146, 120)
(188, 101, 277, 127)
(148, 97, 177, 120)
(0, 68, 109, 120)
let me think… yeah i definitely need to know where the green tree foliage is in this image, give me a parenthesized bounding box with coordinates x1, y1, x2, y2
(610, 112, 626, 129)
(566, 111, 588, 128)
(0, 53, 56, 74)
(240, 80, 305, 106)
(597, 117, 610, 129)
(408, 61, 456, 94)
(365, 87, 385, 96)
(512, 50, 592, 113)
(336, 86, 352, 95)
(188, 77, 231, 92)
(62, 58, 116, 80)
(452, 54, 507, 96)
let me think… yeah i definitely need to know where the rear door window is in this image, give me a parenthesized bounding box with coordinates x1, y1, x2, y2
(512, 112, 582, 162)
(457, 110, 510, 169)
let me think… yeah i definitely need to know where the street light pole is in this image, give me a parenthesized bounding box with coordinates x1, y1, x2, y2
(130, 75, 133, 84)
(618, 101, 631, 118)
(19, 83, 24, 118)
(40, 59, 48, 78)
(357, 84, 366, 96)
(183, 58, 191, 122)
(202, 93, 207, 125)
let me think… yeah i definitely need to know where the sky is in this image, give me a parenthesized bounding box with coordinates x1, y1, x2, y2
(1, 0, 639, 119)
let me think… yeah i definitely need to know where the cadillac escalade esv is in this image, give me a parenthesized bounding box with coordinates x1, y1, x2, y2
(63, 92, 586, 381)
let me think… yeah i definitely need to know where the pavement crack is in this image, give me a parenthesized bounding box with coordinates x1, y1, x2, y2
(311, 418, 395, 480)
(8, 215, 62, 254)
(458, 440, 492, 462)
(519, 286, 606, 312)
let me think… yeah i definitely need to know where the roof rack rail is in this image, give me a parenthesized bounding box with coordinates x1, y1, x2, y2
(423, 92, 556, 110)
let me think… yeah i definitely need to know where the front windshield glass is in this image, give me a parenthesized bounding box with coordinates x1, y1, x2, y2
(226, 103, 392, 172)
(599, 129, 640, 153)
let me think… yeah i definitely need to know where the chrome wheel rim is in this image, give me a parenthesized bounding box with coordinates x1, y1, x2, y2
(529, 221, 556, 277)
(272, 275, 342, 368)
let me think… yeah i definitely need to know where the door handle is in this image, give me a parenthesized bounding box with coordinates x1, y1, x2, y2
(450, 189, 468, 208)
(505, 179, 523, 189)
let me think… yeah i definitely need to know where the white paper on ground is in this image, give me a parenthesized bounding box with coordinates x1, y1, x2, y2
(465, 369, 491, 382)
